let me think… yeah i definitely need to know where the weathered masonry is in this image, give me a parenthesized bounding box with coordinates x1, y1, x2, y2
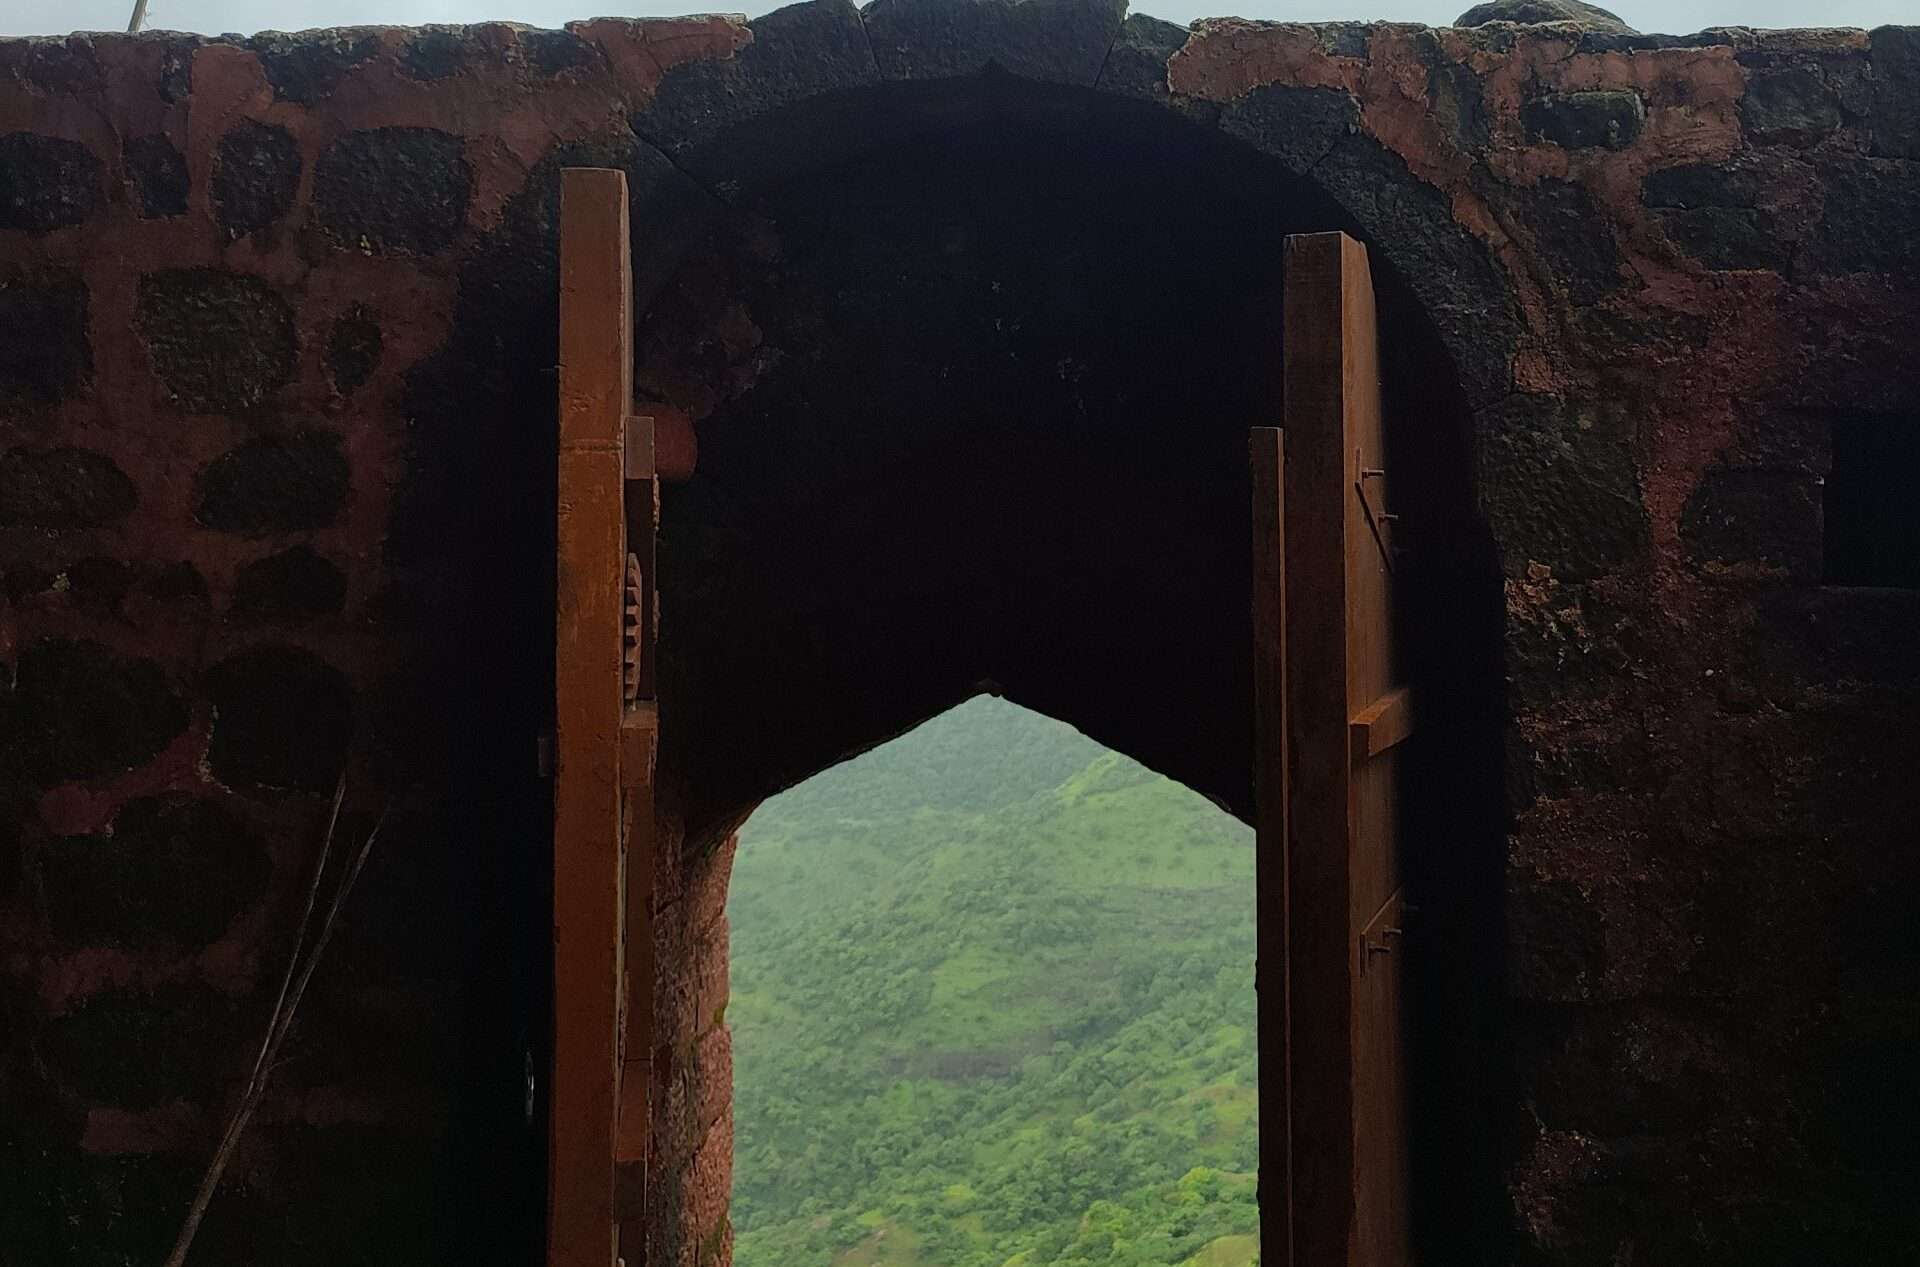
(1, 4, 1917, 1265)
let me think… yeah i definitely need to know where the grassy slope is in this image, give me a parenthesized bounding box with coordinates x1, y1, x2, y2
(729, 696, 1260, 1267)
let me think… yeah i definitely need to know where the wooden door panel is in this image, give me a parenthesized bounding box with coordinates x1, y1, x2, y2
(1355, 889, 1410, 1267)
(1250, 426, 1292, 1267)
(553, 166, 632, 1267)
(554, 167, 659, 1267)
(1260, 230, 1414, 1267)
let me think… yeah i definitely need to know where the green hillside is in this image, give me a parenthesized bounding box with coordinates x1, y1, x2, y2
(728, 696, 1260, 1267)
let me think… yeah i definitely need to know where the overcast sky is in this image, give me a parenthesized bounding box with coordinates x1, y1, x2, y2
(0, 0, 1906, 46)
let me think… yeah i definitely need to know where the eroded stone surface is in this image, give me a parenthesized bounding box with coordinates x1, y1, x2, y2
(0, 447, 132, 529)
(325, 305, 383, 395)
(249, 30, 379, 103)
(204, 644, 354, 791)
(1807, 158, 1920, 278)
(1478, 394, 1649, 581)
(144, 560, 209, 605)
(1682, 466, 1824, 578)
(230, 545, 348, 622)
(1869, 26, 1919, 159)
(314, 127, 472, 255)
(194, 430, 349, 535)
(1217, 83, 1358, 173)
(16, 37, 104, 94)
(0, 133, 102, 233)
(123, 135, 188, 218)
(1322, 136, 1519, 406)
(37, 795, 270, 949)
(9, 638, 186, 784)
(1642, 161, 1787, 270)
(64, 556, 133, 617)
(1098, 13, 1192, 104)
(135, 268, 296, 414)
(0, 269, 89, 407)
(211, 119, 301, 239)
(401, 28, 466, 79)
(863, 0, 1128, 85)
(1523, 90, 1645, 150)
(1520, 177, 1625, 303)
(1740, 66, 1841, 145)
(36, 984, 233, 1108)
(634, 0, 878, 165)
(524, 28, 592, 74)
(157, 42, 192, 101)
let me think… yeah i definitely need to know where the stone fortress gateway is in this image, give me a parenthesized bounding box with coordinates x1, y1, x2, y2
(0, 0, 1916, 1263)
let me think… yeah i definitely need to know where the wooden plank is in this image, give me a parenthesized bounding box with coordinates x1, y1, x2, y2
(552, 166, 632, 1267)
(617, 708, 658, 1168)
(617, 708, 658, 1166)
(616, 707, 657, 1265)
(1250, 426, 1293, 1267)
(1282, 230, 1360, 1267)
(624, 415, 657, 480)
(1322, 237, 1410, 1267)
(1349, 688, 1413, 763)
(1282, 230, 1411, 1267)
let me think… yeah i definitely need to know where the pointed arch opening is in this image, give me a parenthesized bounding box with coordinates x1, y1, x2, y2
(727, 694, 1261, 1267)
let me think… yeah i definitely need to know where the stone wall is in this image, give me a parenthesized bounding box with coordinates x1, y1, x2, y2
(0, 4, 1916, 1265)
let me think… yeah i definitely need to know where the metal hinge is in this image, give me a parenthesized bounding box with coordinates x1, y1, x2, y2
(1355, 446, 1397, 573)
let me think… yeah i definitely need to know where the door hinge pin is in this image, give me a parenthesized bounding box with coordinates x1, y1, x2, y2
(1366, 927, 1404, 955)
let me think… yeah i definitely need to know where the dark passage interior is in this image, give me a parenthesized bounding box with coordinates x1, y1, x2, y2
(1825, 410, 1920, 589)
(633, 76, 1512, 1261)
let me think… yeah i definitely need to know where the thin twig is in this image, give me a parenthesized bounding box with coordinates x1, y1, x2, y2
(245, 775, 343, 1087)
(255, 808, 387, 1075)
(161, 795, 386, 1267)
(126, 0, 148, 32)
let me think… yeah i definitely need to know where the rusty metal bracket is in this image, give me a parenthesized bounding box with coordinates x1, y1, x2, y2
(1358, 889, 1407, 977)
(1353, 446, 1396, 574)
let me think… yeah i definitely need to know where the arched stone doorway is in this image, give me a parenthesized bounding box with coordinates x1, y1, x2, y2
(553, 11, 1515, 1264)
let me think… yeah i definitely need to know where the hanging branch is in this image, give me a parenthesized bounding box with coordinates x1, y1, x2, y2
(162, 779, 388, 1267)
